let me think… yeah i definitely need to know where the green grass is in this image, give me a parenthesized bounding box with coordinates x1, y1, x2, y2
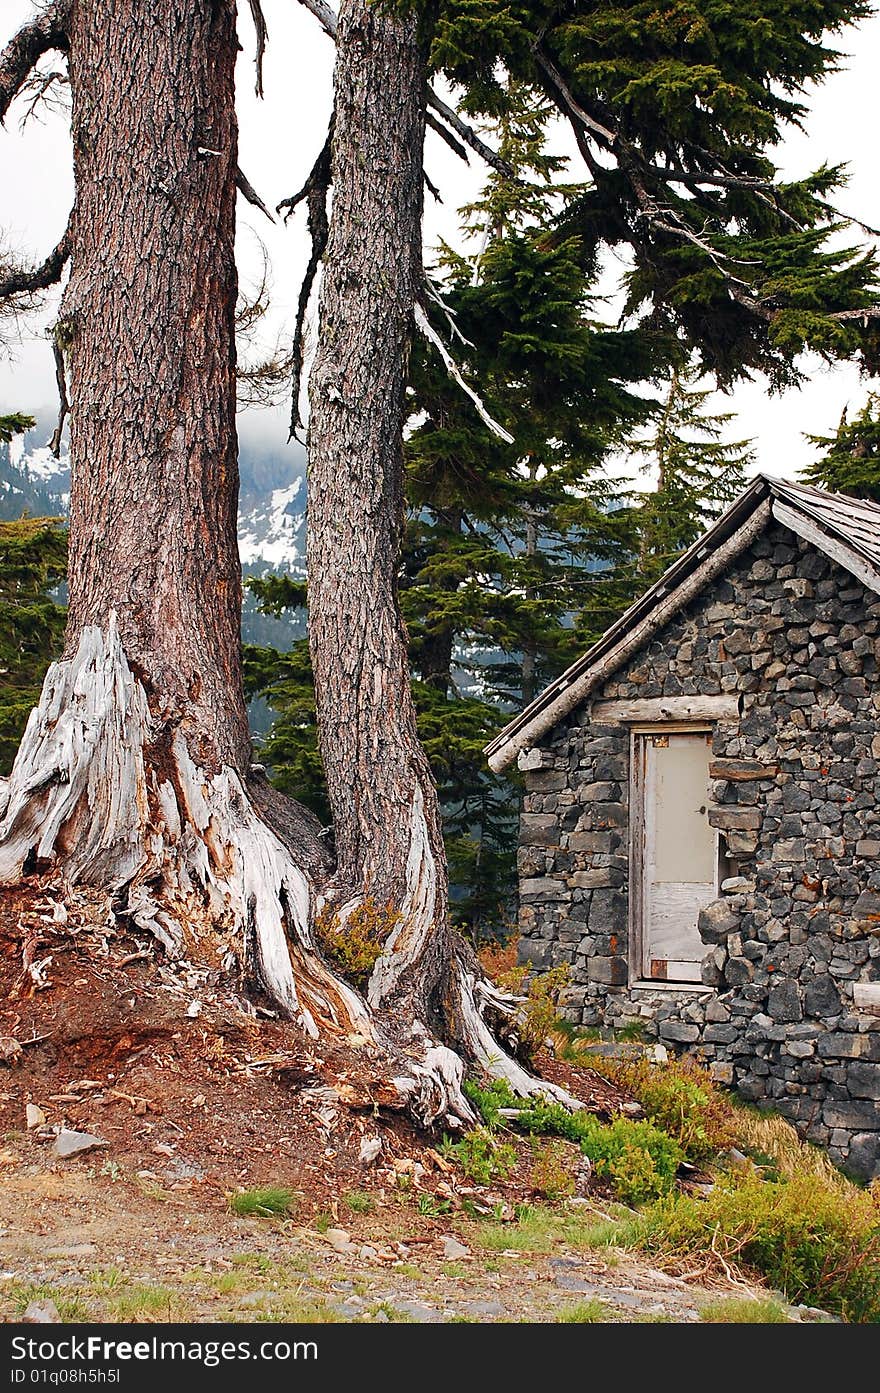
(367, 1301, 413, 1323)
(699, 1297, 791, 1323)
(471, 1204, 608, 1255)
(230, 1252, 273, 1272)
(88, 1267, 126, 1293)
(343, 1190, 374, 1215)
(107, 1286, 184, 1321)
(557, 1299, 614, 1323)
(228, 1187, 296, 1218)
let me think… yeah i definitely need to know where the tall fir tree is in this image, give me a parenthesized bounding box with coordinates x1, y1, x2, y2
(431, 1, 880, 385)
(401, 83, 674, 938)
(628, 364, 755, 585)
(803, 394, 880, 501)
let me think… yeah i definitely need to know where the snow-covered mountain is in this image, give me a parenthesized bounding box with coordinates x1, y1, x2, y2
(2, 416, 308, 652)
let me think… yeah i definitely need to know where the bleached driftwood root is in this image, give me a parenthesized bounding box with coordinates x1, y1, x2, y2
(0, 618, 369, 1037)
(456, 963, 582, 1108)
(0, 618, 579, 1126)
(367, 783, 438, 1009)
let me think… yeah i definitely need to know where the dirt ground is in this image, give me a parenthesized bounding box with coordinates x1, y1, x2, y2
(0, 881, 801, 1324)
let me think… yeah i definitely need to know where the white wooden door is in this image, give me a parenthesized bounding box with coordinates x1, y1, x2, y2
(641, 731, 715, 982)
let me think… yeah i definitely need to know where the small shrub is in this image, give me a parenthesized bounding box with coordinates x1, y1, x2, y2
(477, 941, 519, 979)
(699, 1297, 790, 1323)
(634, 1174, 880, 1323)
(580, 1118, 683, 1206)
(495, 964, 570, 1061)
(343, 1190, 374, 1215)
(464, 1079, 683, 1205)
(444, 1126, 516, 1185)
(229, 1187, 296, 1218)
(593, 1055, 735, 1163)
(529, 1139, 577, 1202)
(315, 899, 401, 988)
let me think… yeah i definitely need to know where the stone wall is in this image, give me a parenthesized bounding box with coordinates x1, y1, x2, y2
(517, 522, 880, 1178)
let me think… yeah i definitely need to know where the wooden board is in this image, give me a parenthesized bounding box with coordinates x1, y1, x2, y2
(641, 732, 716, 981)
(592, 695, 740, 724)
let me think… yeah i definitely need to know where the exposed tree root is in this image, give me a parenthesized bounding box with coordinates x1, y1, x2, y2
(0, 620, 580, 1128)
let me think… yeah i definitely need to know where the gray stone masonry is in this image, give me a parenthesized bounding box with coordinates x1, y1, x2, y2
(517, 523, 880, 1178)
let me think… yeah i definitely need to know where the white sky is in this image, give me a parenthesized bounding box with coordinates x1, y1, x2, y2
(1, 0, 879, 475)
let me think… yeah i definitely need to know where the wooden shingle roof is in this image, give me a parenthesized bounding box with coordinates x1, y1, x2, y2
(485, 475, 880, 773)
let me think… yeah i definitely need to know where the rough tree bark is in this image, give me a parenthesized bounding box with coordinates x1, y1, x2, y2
(0, 0, 368, 1048)
(0, 0, 574, 1124)
(307, 0, 450, 1022)
(306, 0, 576, 1109)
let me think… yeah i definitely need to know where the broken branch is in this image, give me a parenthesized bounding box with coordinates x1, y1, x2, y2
(49, 329, 68, 458)
(278, 123, 334, 437)
(236, 167, 275, 223)
(0, 223, 70, 304)
(0, 0, 69, 124)
(247, 0, 268, 98)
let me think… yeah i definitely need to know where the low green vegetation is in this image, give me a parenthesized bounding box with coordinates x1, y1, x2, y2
(455, 1025, 880, 1323)
(698, 1297, 791, 1324)
(464, 1079, 683, 1204)
(228, 1186, 297, 1218)
(440, 1125, 517, 1185)
(343, 1190, 375, 1215)
(529, 1138, 577, 1201)
(557, 1299, 614, 1323)
(632, 1175, 880, 1324)
(586, 1053, 737, 1163)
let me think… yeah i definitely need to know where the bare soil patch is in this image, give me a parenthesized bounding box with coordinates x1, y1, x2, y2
(0, 883, 782, 1323)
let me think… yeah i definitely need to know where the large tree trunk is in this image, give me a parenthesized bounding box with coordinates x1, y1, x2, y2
(0, 0, 367, 1044)
(307, 0, 452, 1022)
(305, 0, 577, 1111)
(0, 0, 575, 1126)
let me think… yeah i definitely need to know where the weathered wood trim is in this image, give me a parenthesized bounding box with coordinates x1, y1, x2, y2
(487, 500, 772, 772)
(592, 695, 740, 724)
(771, 501, 880, 598)
(631, 721, 712, 735)
(628, 730, 645, 984)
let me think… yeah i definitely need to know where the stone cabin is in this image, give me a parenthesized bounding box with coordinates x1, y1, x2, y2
(485, 476, 880, 1179)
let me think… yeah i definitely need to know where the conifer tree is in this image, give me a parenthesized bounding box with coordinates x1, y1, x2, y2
(630, 364, 755, 584)
(0, 516, 66, 773)
(803, 395, 880, 501)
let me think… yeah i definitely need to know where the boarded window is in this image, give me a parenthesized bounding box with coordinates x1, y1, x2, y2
(633, 730, 717, 983)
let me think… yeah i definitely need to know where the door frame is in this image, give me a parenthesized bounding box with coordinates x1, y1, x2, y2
(628, 722, 719, 986)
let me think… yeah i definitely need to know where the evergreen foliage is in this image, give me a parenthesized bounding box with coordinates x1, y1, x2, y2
(803, 394, 880, 500)
(0, 516, 67, 774)
(431, 0, 880, 388)
(630, 364, 755, 584)
(0, 413, 35, 443)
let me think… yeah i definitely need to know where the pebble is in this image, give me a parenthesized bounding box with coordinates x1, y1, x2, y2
(324, 1228, 357, 1255)
(23, 1299, 60, 1323)
(358, 1135, 383, 1166)
(26, 1104, 46, 1130)
(53, 1130, 109, 1159)
(440, 1235, 469, 1261)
